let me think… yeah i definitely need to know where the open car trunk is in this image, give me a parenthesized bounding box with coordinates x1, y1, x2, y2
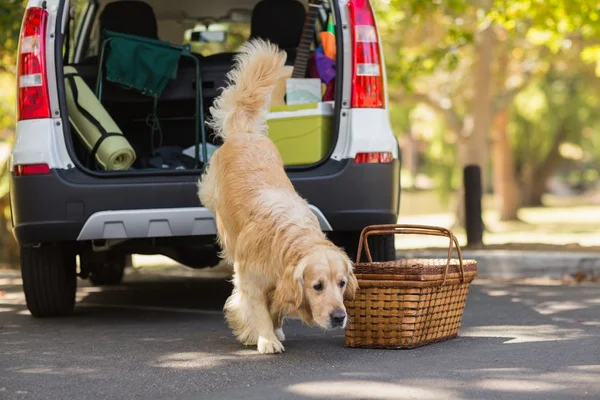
(58, 0, 343, 177)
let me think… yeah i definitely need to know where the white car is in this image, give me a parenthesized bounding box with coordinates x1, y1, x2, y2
(11, 0, 400, 317)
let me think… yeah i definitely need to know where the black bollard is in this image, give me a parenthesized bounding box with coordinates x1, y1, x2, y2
(463, 165, 484, 247)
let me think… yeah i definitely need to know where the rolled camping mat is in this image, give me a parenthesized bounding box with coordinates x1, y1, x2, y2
(64, 66, 136, 171)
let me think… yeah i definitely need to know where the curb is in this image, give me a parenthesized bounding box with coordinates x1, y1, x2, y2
(397, 250, 600, 278)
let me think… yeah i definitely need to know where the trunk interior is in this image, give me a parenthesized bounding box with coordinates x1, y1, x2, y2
(61, 0, 341, 176)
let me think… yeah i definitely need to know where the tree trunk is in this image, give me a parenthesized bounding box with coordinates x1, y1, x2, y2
(399, 128, 418, 189)
(0, 193, 19, 266)
(452, 188, 466, 229)
(407, 127, 418, 185)
(520, 124, 568, 207)
(521, 181, 546, 207)
(463, 25, 495, 177)
(454, 22, 495, 228)
(491, 44, 520, 221)
(492, 109, 520, 220)
(519, 163, 545, 207)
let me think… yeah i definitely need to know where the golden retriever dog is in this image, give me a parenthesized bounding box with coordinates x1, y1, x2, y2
(198, 39, 358, 354)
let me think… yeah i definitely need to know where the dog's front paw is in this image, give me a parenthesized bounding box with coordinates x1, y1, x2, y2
(275, 328, 285, 342)
(257, 336, 285, 354)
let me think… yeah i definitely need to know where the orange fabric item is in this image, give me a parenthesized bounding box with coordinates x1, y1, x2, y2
(320, 16, 336, 60)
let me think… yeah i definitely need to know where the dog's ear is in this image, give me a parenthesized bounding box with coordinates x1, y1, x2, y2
(344, 260, 359, 301)
(273, 261, 306, 312)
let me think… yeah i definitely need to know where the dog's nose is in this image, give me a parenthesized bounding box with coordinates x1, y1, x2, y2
(330, 310, 347, 327)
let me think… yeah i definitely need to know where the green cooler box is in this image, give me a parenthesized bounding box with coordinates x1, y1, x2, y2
(267, 102, 334, 166)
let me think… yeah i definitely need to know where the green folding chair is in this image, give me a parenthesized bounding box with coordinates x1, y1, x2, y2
(95, 30, 208, 167)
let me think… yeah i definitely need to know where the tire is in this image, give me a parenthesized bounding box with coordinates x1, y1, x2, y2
(20, 245, 77, 318)
(335, 231, 396, 262)
(83, 252, 126, 286)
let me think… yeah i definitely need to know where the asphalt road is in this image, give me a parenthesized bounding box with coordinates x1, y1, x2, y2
(0, 266, 599, 400)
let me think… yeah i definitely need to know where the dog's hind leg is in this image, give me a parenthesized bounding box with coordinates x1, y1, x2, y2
(224, 283, 257, 344)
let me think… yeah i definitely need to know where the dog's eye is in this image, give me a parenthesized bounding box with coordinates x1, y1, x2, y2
(339, 280, 346, 288)
(313, 282, 323, 291)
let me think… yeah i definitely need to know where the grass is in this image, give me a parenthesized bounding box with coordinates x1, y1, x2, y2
(397, 190, 600, 251)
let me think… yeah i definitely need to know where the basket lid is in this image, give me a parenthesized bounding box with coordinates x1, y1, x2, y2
(353, 258, 477, 282)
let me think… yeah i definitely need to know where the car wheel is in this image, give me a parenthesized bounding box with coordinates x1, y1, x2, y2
(83, 252, 127, 286)
(20, 245, 77, 318)
(336, 231, 396, 262)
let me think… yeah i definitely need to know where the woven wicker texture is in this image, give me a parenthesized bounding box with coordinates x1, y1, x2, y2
(344, 224, 478, 349)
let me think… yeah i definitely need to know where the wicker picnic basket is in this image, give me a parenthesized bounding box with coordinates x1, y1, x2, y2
(345, 224, 478, 349)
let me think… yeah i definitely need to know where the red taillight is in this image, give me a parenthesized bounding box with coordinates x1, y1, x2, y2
(354, 152, 393, 164)
(13, 164, 51, 176)
(17, 7, 50, 121)
(347, 0, 385, 108)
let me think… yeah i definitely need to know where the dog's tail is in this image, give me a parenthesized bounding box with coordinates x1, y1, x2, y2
(208, 39, 286, 140)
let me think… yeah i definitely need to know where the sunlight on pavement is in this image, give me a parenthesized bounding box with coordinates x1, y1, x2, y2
(131, 254, 180, 268)
(473, 366, 600, 395)
(286, 380, 460, 400)
(15, 367, 97, 376)
(474, 379, 562, 392)
(395, 205, 600, 249)
(0, 277, 23, 286)
(152, 349, 263, 370)
(153, 351, 238, 370)
(128, 255, 232, 278)
(462, 324, 590, 343)
(533, 300, 589, 315)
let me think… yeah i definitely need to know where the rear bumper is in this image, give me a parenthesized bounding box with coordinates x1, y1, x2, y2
(10, 158, 400, 247)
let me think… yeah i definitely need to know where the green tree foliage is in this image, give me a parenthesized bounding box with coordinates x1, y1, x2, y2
(511, 60, 600, 203)
(375, 0, 600, 213)
(0, 0, 25, 140)
(0, 0, 26, 74)
(377, 0, 600, 90)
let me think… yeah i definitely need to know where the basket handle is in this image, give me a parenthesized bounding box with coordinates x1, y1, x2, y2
(356, 224, 465, 286)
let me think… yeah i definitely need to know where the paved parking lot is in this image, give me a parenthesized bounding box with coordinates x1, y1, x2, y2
(0, 266, 599, 399)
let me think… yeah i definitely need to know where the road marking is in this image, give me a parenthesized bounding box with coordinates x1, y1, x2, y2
(78, 303, 224, 316)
